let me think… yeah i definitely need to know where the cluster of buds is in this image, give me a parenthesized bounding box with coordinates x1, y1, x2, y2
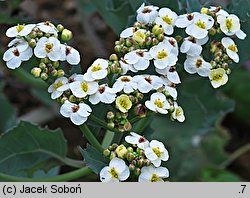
(106, 111, 132, 132)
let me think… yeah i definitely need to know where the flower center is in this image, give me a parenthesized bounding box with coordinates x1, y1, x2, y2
(81, 82, 89, 92)
(136, 50, 145, 57)
(45, 43, 54, 53)
(228, 44, 238, 52)
(98, 86, 105, 94)
(138, 137, 146, 143)
(225, 18, 233, 31)
(66, 47, 72, 56)
(12, 49, 20, 57)
(188, 37, 197, 43)
(176, 108, 182, 117)
(121, 77, 131, 82)
(162, 15, 173, 25)
(109, 168, 119, 179)
(168, 39, 176, 46)
(72, 105, 79, 113)
(16, 24, 25, 33)
(157, 49, 168, 59)
(212, 73, 223, 81)
(145, 76, 152, 84)
(169, 66, 176, 72)
(196, 59, 203, 68)
(44, 21, 51, 26)
(120, 99, 129, 108)
(151, 173, 161, 182)
(54, 81, 63, 89)
(186, 14, 194, 21)
(133, 31, 146, 44)
(195, 20, 206, 29)
(142, 7, 152, 13)
(153, 147, 162, 157)
(91, 64, 102, 72)
(154, 99, 164, 108)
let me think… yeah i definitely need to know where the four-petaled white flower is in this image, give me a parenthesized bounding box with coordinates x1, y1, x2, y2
(113, 76, 137, 94)
(83, 58, 108, 81)
(36, 21, 58, 36)
(184, 56, 212, 77)
(6, 24, 35, 37)
(175, 12, 199, 28)
(209, 68, 228, 88)
(60, 100, 92, 125)
(161, 76, 178, 99)
(120, 28, 147, 45)
(70, 78, 98, 98)
(119, 58, 138, 75)
(138, 166, 169, 182)
(180, 36, 208, 57)
(221, 37, 239, 63)
(172, 102, 185, 122)
(60, 44, 80, 65)
(89, 84, 117, 105)
(145, 92, 170, 114)
(48, 77, 68, 99)
(125, 132, 149, 150)
(134, 75, 163, 93)
(136, 3, 159, 24)
(145, 140, 169, 167)
(124, 49, 152, 71)
(155, 8, 178, 35)
(186, 13, 214, 39)
(34, 37, 61, 61)
(100, 158, 130, 182)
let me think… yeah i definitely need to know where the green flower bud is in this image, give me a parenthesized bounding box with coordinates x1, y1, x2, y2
(41, 57, 50, 64)
(134, 21, 142, 28)
(37, 31, 43, 37)
(175, 35, 183, 43)
(152, 25, 164, 35)
(31, 67, 41, 78)
(103, 149, 111, 157)
(44, 33, 51, 38)
(134, 168, 141, 176)
(157, 34, 165, 42)
(126, 152, 135, 162)
(226, 68, 231, 75)
(116, 112, 122, 119)
(115, 144, 128, 159)
(124, 122, 132, 132)
(57, 69, 65, 77)
(51, 69, 58, 77)
(61, 29, 73, 42)
(131, 160, 137, 166)
(29, 31, 37, 39)
(137, 158, 144, 168)
(29, 39, 36, 48)
(118, 125, 125, 133)
(53, 61, 59, 68)
(223, 54, 229, 61)
(210, 61, 217, 68)
(69, 95, 76, 103)
(144, 159, 151, 166)
(114, 45, 121, 53)
(129, 164, 135, 172)
(222, 63, 229, 69)
(134, 104, 147, 117)
(106, 111, 115, 120)
(107, 122, 115, 129)
(109, 54, 118, 61)
(110, 63, 118, 73)
(110, 151, 116, 160)
(39, 62, 47, 70)
(115, 41, 120, 45)
(121, 46, 128, 54)
(57, 24, 64, 32)
(152, 38, 159, 45)
(61, 97, 68, 104)
(208, 27, 217, 36)
(145, 37, 152, 46)
(125, 38, 133, 47)
(121, 112, 128, 119)
(127, 147, 134, 153)
(40, 73, 48, 81)
(110, 143, 118, 150)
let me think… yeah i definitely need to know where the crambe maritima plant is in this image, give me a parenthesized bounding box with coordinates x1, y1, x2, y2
(2, 3, 246, 182)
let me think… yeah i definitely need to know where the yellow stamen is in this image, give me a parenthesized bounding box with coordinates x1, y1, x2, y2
(54, 81, 63, 89)
(225, 18, 233, 31)
(91, 64, 102, 72)
(195, 59, 203, 68)
(45, 43, 54, 53)
(162, 15, 173, 25)
(154, 99, 164, 108)
(228, 44, 238, 52)
(153, 147, 162, 157)
(81, 82, 89, 92)
(157, 49, 168, 59)
(16, 24, 25, 33)
(195, 20, 206, 29)
(109, 168, 119, 179)
(151, 173, 161, 182)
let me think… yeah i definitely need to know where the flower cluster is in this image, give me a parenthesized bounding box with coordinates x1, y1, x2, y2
(100, 132, 169, 182)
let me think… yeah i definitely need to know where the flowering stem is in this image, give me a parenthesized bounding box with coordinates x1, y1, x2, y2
(101, 130, 115, 149)
(133, 117, 151, 134)
(130, 116, 143, 124)
(79, 124, 103, 152)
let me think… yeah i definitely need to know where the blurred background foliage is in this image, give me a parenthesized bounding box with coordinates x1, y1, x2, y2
(0, 0, 249, 181)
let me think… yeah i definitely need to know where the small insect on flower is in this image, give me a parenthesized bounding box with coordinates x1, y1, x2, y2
(125, 132, 149, 150)
(60, 44, 80, 65)
(221, 37, 239, 63)
(136, 3, 159, 24)
(6, 24, 36, 37)
(112, 76, 137, 94)
(145, 92, 170, 114)
(48, 77, 69, 99)
(100, 158, 130, 182)
(209, 68, 228, 88)
(60, 100, 92, 125)
(172, 102, 185, 122)
(144, 140, 169, 167)
(184, 56, 212, 77)
(133, 75, 163, 93)
(138, 166, 169, 182)
(115, 94, 132, 113)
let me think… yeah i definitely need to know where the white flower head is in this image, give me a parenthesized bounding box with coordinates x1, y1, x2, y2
(184, 56, 212, 77)
(209, 68, 228, 88)
(48, 77, 68, 99)
(145, 92, 170, 114)
(221, 37, 239, 63)
(125, 132, 149, 150)
(175, 12, 199, 28)
(113, 76, 137, 94)
(6, 24, 35, 37)
(156, 66, 181, 84)
(124, 49, 152, 71)
(180, 36, 209, 57)
(60, 101, 92, 125)
(139, 166, 169, 182)
(89, 84, 116, 105)
(119, 58, 138, 75)
(100, 158, 130, 182)
(37, 21, 58, 36)
(83, 58, 108, 81)
(136, 3, 159, 24)
(155, 8, 178, 35)
(145, 140, 169, 167)
(60, 44, 80, 65)
(34, 37, 61, 61)
(150, 40, 177, 70)
(134, 75, 163, 93)
(70, 78, 98, 98)
(186, 13, 214, 39)
(172, 102, 185, 122)
(3, 44, 33, 69)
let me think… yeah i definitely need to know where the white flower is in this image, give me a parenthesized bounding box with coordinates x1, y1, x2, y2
(184, 56, 212, 77)
(48, 77, 68, 99)
(164, 37, 179, 56)
(145, 140, 169, 167)
(155, 8, 178, 35)
(34, 37, 61, 61)
(172, 102, 185, 122)
(156, 66, 181, 84)
(120, 28, 147, 44)
(180, 36, 208, 57)
(161, 76, 178, 99)
(133, 75, 163, 93)
(125, 132, 149, 150)
(100, 158, 130, 182)
(221, 37, 239, 63)
(113, 76, 137, 94)
(60, 44, 80, 65)
(209, 68, 228, 88)
(36, 21, 58, 36)
(83, 58, 108, 81)
(175, 12, 199, 28)
(124, 49, 152, 71)
(60, 101, 92, 125)
(56, 74, 84, 92)
(217, 14, 246, 39)
(209, 6, 229, 17)
(119, 58, 138, 75)
(136, 3, 159, 24)
(3, 44, 33, 69)
(145, 92, 170, 114)
(186, 13, 214, 39)
(6, 24, 35, 37)
(70, 79, 98, 98)
(139, 166, 169, 182)
(149, 40, 177, 70)
(8, 38, 28, 50)
(89, 84, 116, 105)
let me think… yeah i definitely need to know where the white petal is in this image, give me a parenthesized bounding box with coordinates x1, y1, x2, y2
(120, 27, 134, 38)
(70, 113, 87, 125)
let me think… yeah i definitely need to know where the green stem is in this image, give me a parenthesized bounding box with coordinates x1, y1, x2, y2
(63, 157, 85, 168)
(130, 116, 142, 124)
(79, 124, 103, 152)
(133, 117, 151, 134)
(0, 167, 92, 182)
(220, 143, 250, 169)
(101, 130, 115, 148)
